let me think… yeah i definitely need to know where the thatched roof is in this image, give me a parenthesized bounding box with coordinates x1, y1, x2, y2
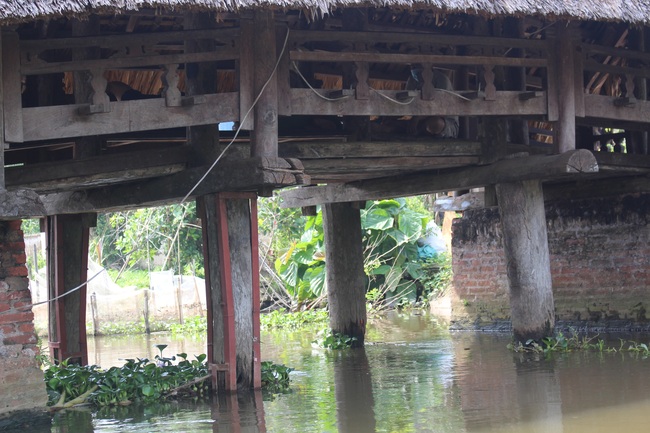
(2, 0, 650, 25)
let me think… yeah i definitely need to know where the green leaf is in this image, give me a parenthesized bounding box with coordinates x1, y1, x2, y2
(370, 264, 392, 275)
(361, 208, 394, 230)
(398, 209, 425, 240)
(384, 265, 403, 293)
(278, 261, 299, 287)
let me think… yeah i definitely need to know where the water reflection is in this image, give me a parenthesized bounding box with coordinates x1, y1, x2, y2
(333, 349, 376, 433)
(45, 315, 650, 433)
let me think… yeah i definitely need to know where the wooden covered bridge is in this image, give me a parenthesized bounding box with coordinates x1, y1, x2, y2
(1, 0, 650, 423)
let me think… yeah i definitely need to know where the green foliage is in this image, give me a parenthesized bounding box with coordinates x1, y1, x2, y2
(21, 218, 41, 235)
(170, 316, 207, 335)
(260, 309, 329, 330)
(274, 212, 326, 306)
(313, 331, 358, 349)
(87, 320, 171, 336)
(92, 203, 204, 277)
(261, 361, 293, 394)
(107, 269, 150, 289)
(510, 329, 650, 358)
(418, 253, 453, 300)
(44, 353, 209, 407)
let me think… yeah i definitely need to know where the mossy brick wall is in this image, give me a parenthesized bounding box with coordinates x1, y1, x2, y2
(449, 193, 650, 331)
(0, 220, 48, 427)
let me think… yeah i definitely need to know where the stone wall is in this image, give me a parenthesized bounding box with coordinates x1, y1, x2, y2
(0, 221, 49, 429)
(447, 193, 650, 332)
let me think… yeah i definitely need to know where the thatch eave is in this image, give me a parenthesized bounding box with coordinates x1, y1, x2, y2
(0, 0, 649, 27)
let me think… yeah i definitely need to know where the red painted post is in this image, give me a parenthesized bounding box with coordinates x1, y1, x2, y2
(216, 195, 238, 392)
(249, 197, 262, 389)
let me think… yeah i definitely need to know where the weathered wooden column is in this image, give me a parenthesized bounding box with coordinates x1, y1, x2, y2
(46, 214, 95, 364)
(186, 12, 261, 391)
(496, 180, 554, 342)
(200, 194, 260, 391)
(548, 23, 578, 154)
(323, 202, 367, 346)
(251, 9, 278, 158)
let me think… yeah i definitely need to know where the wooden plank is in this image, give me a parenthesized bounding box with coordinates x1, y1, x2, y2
(279, 140, 482, 158)
(5, 146, 190, 190)
(582, 43, 650, 63)
(39, 157, 307, 215)
(22, 92, 239, 141)
(290, 50, 547, 68)
(21, 47, 240, 75)
(290, 89, 547, 117)
(594, 152, 650, 172)
(289, 29, 547, 51)
(2, 31, 24, 143)
(583, 94, 650, 124)
(280, 149, 598, 207)
(301, 156, 480, 173)
(20, 28, 239, 52)
(583, 60, 650, 79)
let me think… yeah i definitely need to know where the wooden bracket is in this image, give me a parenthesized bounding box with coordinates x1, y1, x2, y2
(77, 103, 110, 115)
(614, 97, 637, 107)
(180, 95, 207, 107)
(328, 89, 354, 99)
(396, 90, 418, 101)
(518, 91, 543, 101)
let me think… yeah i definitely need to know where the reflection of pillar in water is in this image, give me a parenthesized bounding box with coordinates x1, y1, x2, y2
(333, 348, 376, 433)
(211, 390, 266, 433)
(511, 354, 563, 433)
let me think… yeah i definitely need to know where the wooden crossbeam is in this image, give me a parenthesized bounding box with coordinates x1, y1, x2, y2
(280, 149, 599, 208)
(38, 157, 307, 216)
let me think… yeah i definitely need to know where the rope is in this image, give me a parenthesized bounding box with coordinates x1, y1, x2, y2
(291, 61, 352, 101)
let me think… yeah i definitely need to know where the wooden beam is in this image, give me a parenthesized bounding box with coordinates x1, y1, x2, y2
(290, 50, 546, 68)
(583, 94, 650, 125)
(39, 157, 307, 215)
(290, 89, 547, 117)
(280, 149, 598, 207)
(288, 29, 547, 51)
(5, 147, 190, 191)
(278, 140, 482, 159)
(301, 156, 480, 174)
(22, 92, 238, 142)
(0, 189, 46, 219)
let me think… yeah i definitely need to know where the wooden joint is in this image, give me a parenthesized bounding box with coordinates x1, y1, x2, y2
(614, 97, 637, 107)
(180, 95, 207, 107)
(77, 103, 111, 115)
(396, 90, 418, 101)
(518, 91, 543, 101)
(328, 89, 354, 99)
(301, 205, 317, 216)
(464, 91, 485, 100)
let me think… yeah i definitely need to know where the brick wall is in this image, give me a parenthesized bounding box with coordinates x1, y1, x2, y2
(0, 220, 48, 428)
(448, 193, 650, 332)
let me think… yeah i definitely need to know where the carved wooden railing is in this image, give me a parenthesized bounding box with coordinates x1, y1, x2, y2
(284, 29, 549, 118)
(2, 28, 241, 143)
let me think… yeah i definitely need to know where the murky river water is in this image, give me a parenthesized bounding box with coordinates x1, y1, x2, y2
(40, 312, 650, 432)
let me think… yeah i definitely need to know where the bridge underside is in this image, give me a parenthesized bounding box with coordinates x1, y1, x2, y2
(0, 7, 649, 414)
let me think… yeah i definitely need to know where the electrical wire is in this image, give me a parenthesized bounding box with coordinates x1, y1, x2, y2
(0, 268, 106, 316)
(291, 60, 352, 101)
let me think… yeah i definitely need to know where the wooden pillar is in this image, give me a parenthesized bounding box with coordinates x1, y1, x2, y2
(0, 30, 5, 190)
(322, 202, 366, 346)
(200, 193, 261, 392)
(251, 10, 278, 158)
(496, 180, 554, 343)
(46, 214, 95, 365)
(549, 23, 578, 154)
